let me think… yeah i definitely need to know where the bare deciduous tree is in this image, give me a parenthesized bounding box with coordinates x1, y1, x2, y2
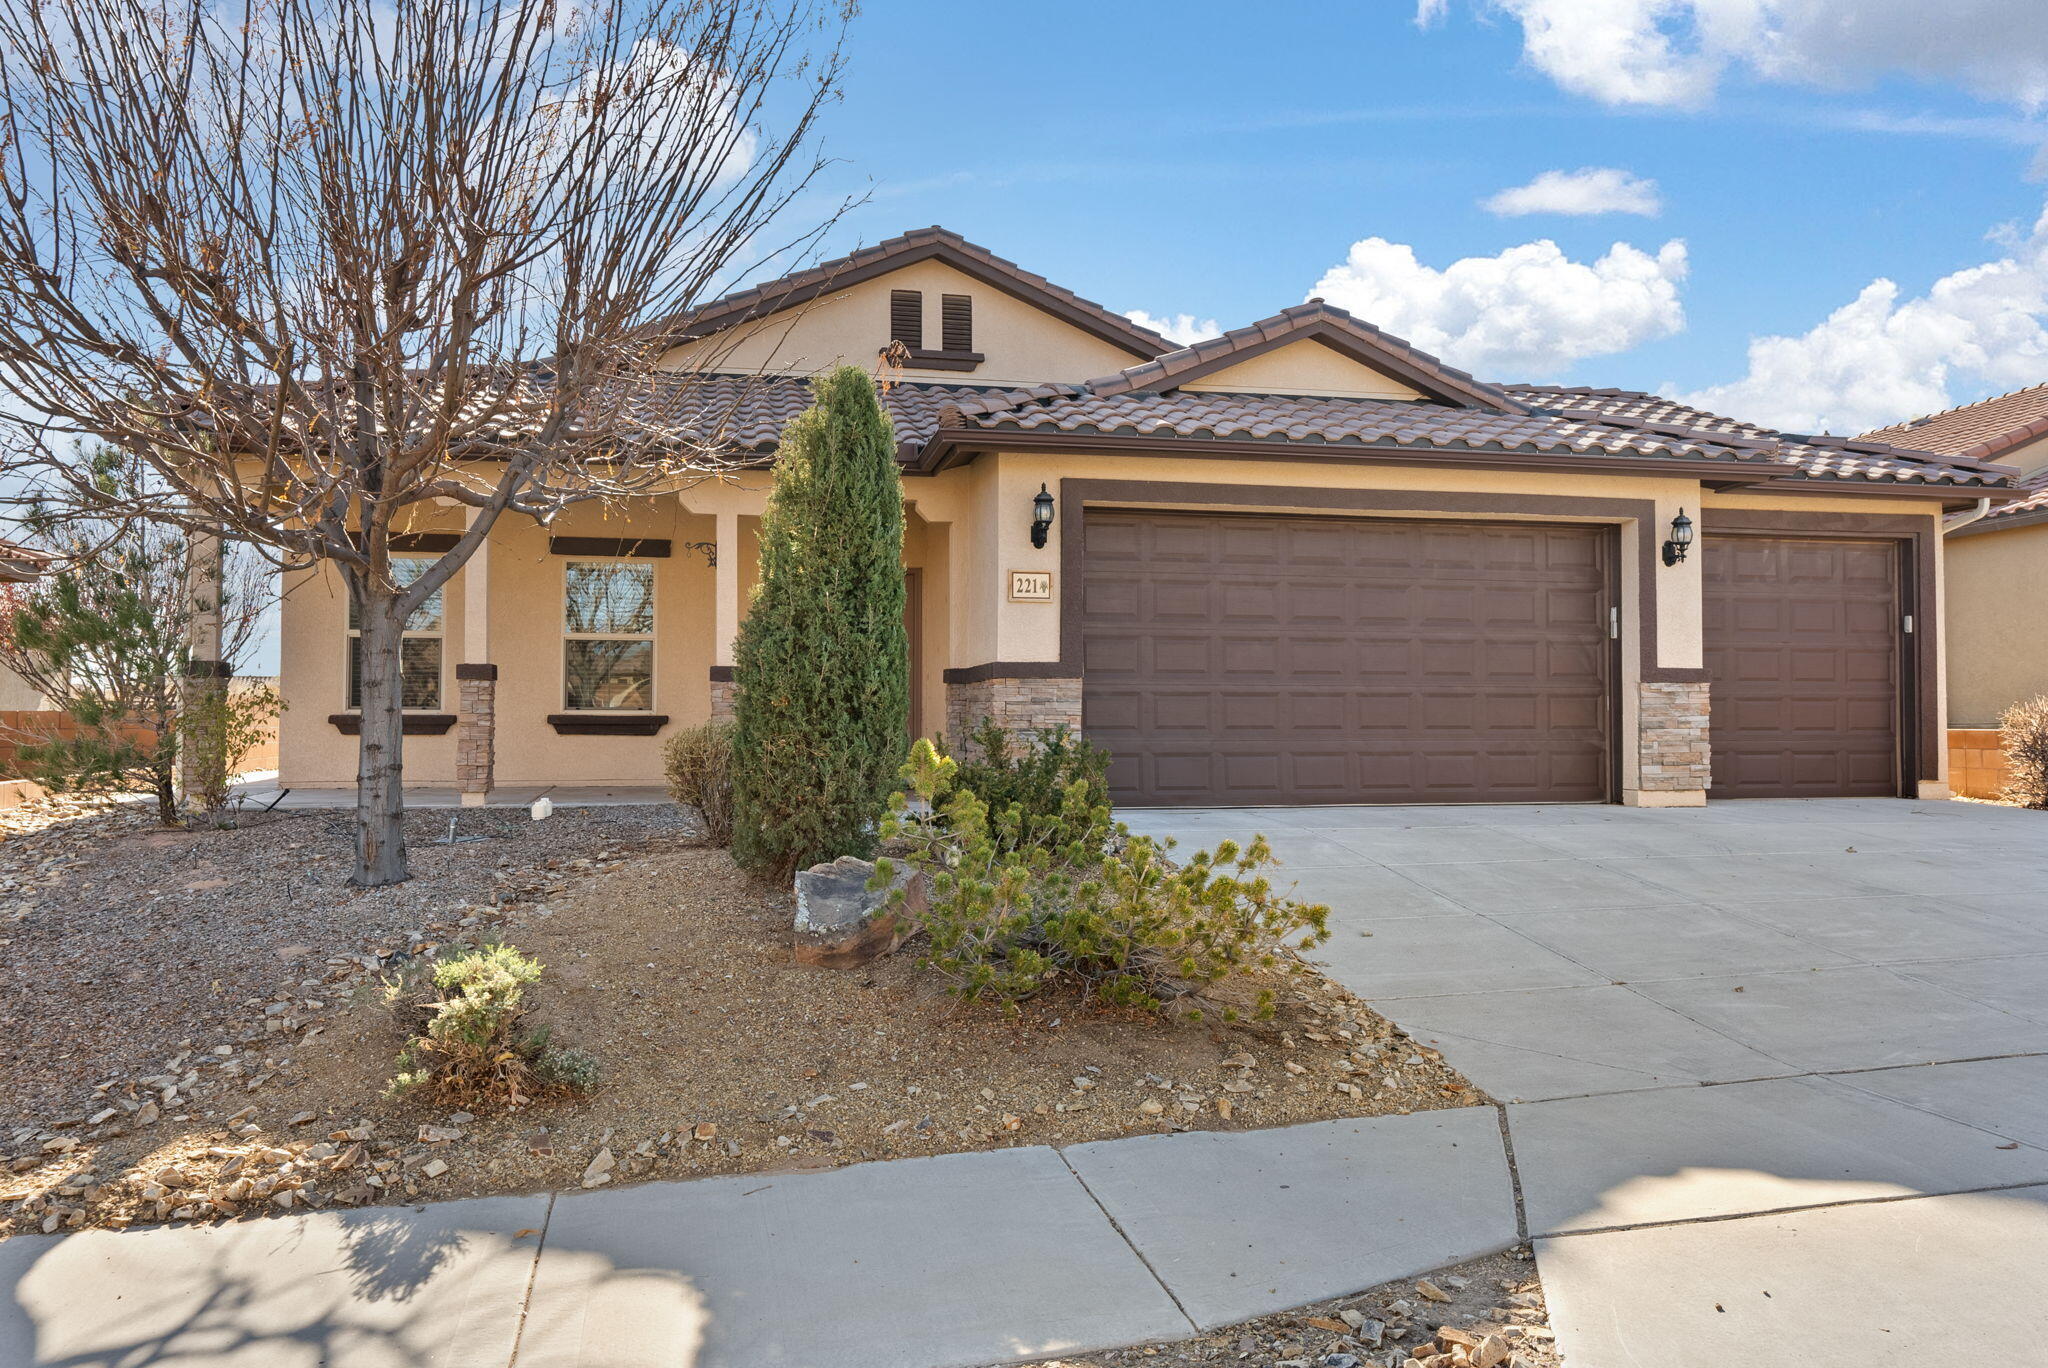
(0, 0, 851, 882)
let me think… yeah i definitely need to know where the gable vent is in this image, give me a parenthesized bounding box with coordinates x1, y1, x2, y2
(941, 294, 973, 354)
(889, 289, 923, 350)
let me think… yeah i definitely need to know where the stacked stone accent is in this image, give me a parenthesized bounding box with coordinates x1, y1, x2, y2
(944, 676, 1084, 754)
(178, 659, 232, 800)
(1638, 680, 1710, 792)
(708, 678, 737, 722)
(455, 665, 497, 796)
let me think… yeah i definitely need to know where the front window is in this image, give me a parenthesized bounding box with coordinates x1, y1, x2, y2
(564, 561, 654, 710)
(348, 557, 443, 709)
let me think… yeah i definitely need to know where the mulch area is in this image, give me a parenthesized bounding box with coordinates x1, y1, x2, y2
(1006, 1248, 1560, 1368)
(1, 794, 1485, 1237)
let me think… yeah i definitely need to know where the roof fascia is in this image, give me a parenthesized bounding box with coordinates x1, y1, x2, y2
(911, 425, 1781, 485)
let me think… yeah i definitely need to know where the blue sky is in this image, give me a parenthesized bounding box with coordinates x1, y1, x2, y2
(789, 0, 2048, 436)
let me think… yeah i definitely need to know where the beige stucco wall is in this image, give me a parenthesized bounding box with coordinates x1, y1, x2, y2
(1999, 434, 2048, 478)
(1180, 340, 1425, 399)
(1945, 520, 2048, 726)
(0, 664, 49, 711)
(274, 443, 1951, 793)
(656, 259, 1148, 385)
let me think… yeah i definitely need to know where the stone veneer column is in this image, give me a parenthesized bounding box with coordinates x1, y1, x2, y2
(708, 667, 736, 723)
(1630, 679, 1711, 805)
(455, 664, 497, 805)
(943, 674, 1084, 756)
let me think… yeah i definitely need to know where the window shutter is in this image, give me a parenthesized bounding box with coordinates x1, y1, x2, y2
(889, 289, 923, 349)
(941, 293, 973, 353)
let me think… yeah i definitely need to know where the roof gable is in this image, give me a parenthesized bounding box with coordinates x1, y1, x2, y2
(1082, 301, 1528, 413)
(1178, 338, 1426, 400)
(649, 226, 1173, 362)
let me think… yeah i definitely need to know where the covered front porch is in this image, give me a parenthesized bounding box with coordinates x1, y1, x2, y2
(274, 479, 960, 800)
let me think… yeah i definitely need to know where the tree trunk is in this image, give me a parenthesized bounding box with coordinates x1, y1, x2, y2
(352, 590, 410, 886)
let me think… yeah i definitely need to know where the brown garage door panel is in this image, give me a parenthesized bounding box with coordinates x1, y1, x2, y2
(1083, 512, 1613, 806)
(1704, 536, 1900, 800)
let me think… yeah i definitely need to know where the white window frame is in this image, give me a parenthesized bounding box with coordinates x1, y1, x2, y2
(561, 558, 657, 712)
(346, 555, 444, 712)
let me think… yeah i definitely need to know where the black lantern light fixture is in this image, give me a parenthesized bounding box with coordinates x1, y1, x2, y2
(1030, 483, 1056, 549)
(1662, 508, 1695, 567)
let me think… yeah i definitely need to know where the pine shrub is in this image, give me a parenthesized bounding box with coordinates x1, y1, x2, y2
(730, 367, 910, 879)
(385, 944, 595, 1109)
(2001, 695, 2048, 809)
(664, 720, 737, 845)
(953, 718, 1110, 852)
(876, 737, 1331, 1020)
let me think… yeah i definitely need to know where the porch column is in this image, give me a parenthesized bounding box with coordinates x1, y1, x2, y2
(457, 528, 496, 805)
(179, 526, 228, 803)
(709, 510, 739, 721)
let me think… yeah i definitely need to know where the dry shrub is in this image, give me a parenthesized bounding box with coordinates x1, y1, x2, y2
(2001, 695, 2048, 809)
(664, 720, 737, 846)
(385, 944, 596, 1109)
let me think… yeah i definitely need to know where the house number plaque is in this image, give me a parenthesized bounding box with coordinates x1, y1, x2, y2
(1009, 570, 1053, 602)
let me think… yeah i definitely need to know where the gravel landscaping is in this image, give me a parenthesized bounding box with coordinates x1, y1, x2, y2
(2, 794, 1483, 1237)
(1006, 1248, 1559, 1368)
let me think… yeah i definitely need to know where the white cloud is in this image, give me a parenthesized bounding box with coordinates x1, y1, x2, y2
(1676, 205, 2048, 434)
(1123, 310, 1222, 347)
(1436, 0, 2048, 110)
(1483, 167, 1662, 217)
(1307, 235, 1688, 379)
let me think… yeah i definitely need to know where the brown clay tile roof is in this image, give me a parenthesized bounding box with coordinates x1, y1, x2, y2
(1509, 386, 2018, 488)
(906, 368, 2016, 488)
(1077, 301, 1527, 413)
(1859, 382, 2048, 462)
(0, 538, 51, 583)
(645, 226, 1173, 360)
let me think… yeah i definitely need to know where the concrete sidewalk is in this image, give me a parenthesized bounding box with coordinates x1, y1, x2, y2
(0, 1110, 1515, 1368)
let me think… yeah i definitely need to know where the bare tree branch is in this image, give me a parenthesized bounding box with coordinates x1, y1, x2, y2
(0, 0, 854, 881)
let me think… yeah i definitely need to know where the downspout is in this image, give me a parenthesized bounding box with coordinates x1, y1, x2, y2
(1943, 497, 1993, 533)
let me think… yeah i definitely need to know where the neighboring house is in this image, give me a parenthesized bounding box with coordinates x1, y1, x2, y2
(276, 227, 2022, 807)
(0, 537, 55, 713)
(1863, 385, 2048, 797)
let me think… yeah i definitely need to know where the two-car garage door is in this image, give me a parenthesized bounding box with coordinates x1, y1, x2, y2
(1081, 511, 1614, 806)
(1080, 511, 1905, 807)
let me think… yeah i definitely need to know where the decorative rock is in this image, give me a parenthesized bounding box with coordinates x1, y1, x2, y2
(791, 855, 918, 969)
(420, 1158, 449, 1178)
(418, 1125, 465, 1143)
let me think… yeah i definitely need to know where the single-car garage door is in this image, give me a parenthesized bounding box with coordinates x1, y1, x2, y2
(1704, 535, 1900, 799)
(1080, 511, 1614, 806)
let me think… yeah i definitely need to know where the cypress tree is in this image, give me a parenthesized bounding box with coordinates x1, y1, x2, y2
(730, 366, 910, 878)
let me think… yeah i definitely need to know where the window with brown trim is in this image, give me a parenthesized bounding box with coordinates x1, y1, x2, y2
(941, 293, 973, 353)
(563, 561, 655, 710)
(348, 557, 443, 709)
(889, 289, 923, 350)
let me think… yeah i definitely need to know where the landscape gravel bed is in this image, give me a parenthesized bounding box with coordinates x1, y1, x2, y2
(1, 793, 1485, 1237)
(1006, 1248, 1560, 1368)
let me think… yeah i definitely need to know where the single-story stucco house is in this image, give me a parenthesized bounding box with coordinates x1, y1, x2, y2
(275, 227, 2025, 808)
(1862, 385, 2048, 797)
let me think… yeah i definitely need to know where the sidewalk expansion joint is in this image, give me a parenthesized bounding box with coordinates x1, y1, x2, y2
(504, 1191, 557, 1367)
(1054, 1148, 1201, 1335)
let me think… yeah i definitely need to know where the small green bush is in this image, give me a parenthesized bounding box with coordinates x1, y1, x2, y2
(385, 943, 595, 1108)
(2001, 695, 2048, 809)
(664, 720, 738, 845)
(877, 737, 1330, 1020)
(952, 718, 1110, 851)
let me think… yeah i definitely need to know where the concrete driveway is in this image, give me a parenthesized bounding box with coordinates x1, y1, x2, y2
(1121, 797, 2048, 1368)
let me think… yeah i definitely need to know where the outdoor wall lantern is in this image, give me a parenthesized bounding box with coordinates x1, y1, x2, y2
(1662, 509, 1695, 567)
(1030, 483, 1056, 549)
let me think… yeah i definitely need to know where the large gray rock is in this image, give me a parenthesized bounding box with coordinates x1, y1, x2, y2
(792, 855, 917, 969)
